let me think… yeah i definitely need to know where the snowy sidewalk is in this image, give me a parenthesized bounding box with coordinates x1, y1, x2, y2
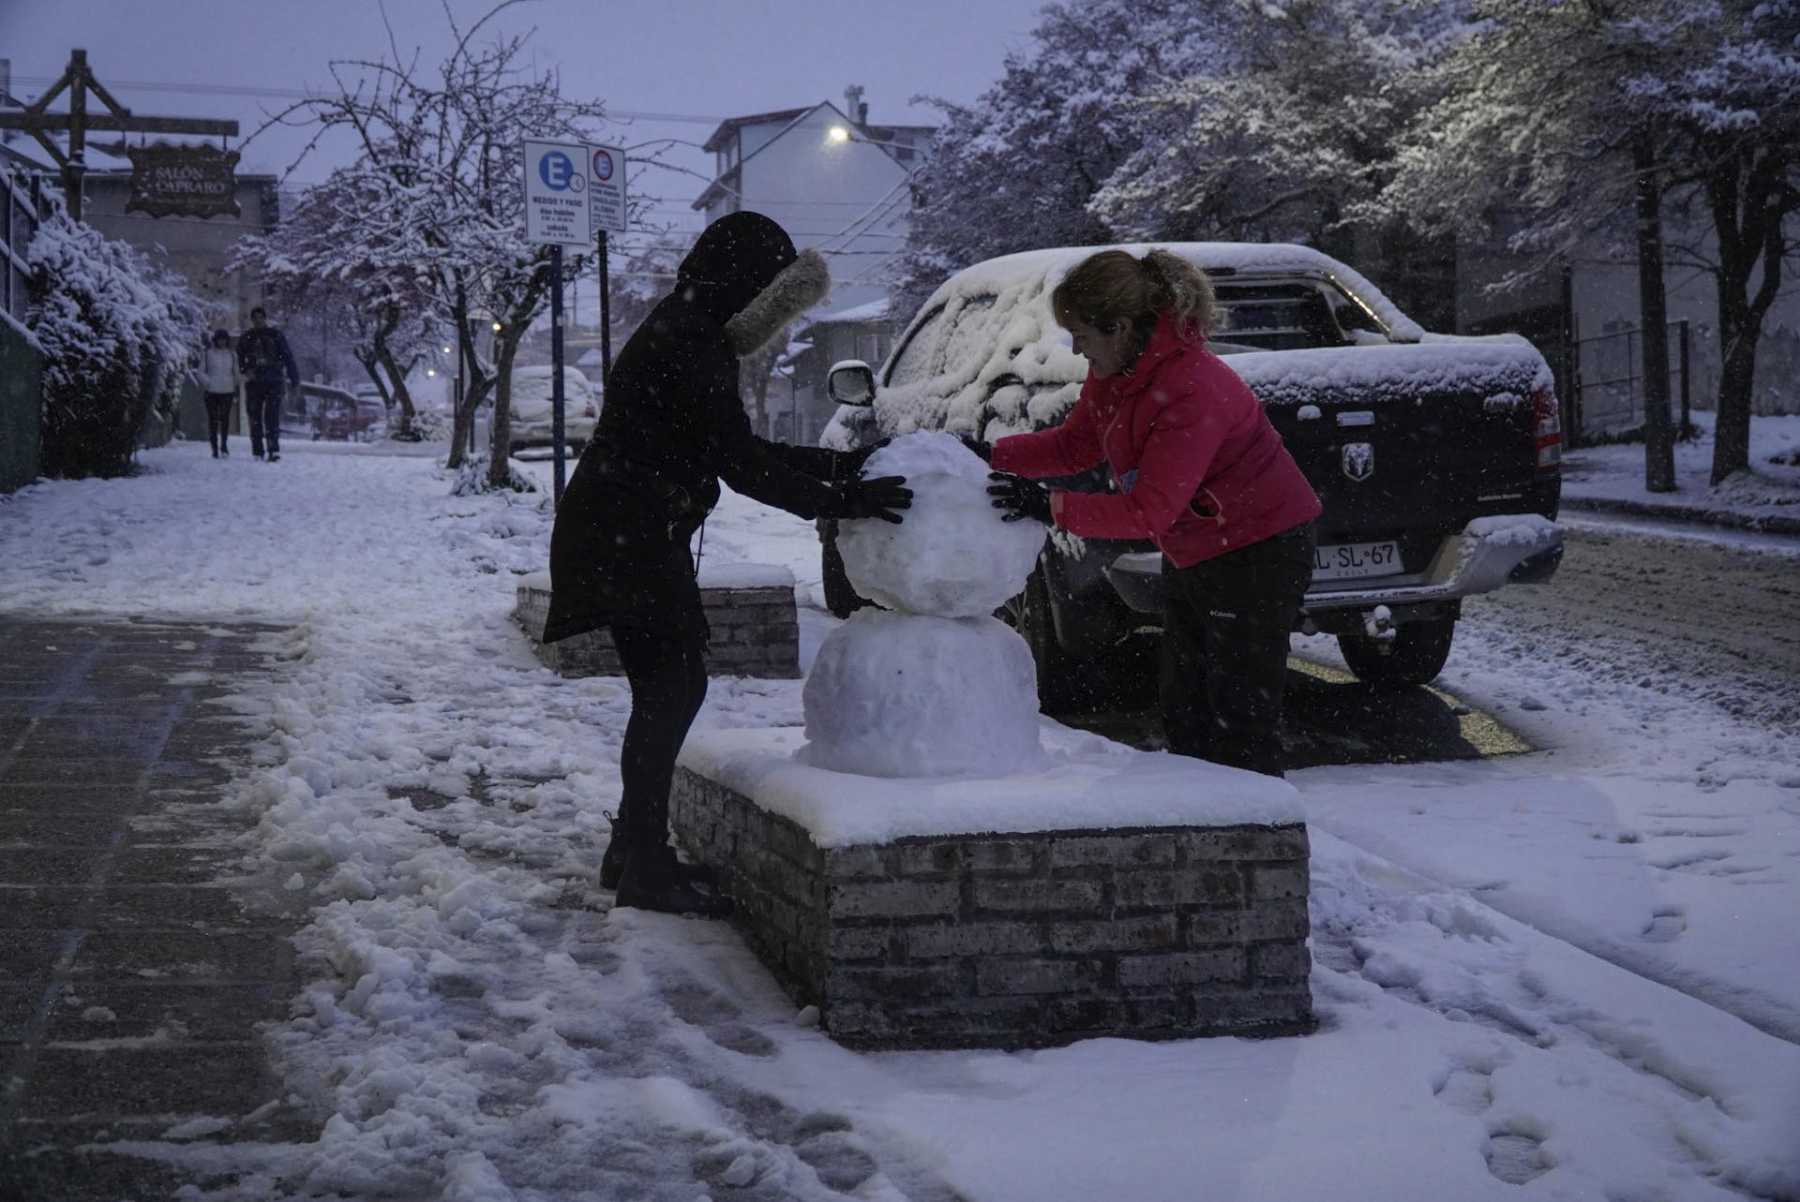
(0, 616, 317, 1200)
(1561, 412, 1800, 534)
(1, 442, 1797, 1200)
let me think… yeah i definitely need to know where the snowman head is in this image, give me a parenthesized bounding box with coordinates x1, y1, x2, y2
(837, 431, 1046, 618)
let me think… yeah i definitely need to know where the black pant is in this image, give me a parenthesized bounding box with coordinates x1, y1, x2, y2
(203, 392, 234, 453)
(245, 380, 284, 456)
(1160, 523, 1316, 777)
(611, 617, 709, 848)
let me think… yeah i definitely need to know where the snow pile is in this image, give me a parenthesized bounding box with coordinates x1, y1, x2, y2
(1466, 513, 1559, 547)
(836, 431, 1044, 616)
(802, 432, 1046, 777)
(695, 724, 1297, 844)
(796, 610, 1044, 778)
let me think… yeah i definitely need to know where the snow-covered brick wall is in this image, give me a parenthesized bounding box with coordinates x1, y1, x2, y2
(671, 742, 1313, 1050)
(512, 574, 800, 679)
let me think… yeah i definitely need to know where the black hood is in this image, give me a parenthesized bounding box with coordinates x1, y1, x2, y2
(677, 211, 798, 325)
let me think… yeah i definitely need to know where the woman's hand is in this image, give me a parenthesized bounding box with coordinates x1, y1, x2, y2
(837, 475, 913, 524)
(987, 472, 1051, 524)
(958, 435, 992, 462)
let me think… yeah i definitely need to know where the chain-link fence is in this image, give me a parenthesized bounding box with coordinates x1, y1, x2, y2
(1569, 319, 1691, 443)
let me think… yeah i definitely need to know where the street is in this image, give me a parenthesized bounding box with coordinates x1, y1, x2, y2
(1070, 516, 1800, 769)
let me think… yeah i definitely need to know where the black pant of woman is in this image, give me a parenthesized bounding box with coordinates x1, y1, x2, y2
(611, 617, 708, 854)
(203, 392, 234, 455)
(603, 610, 729, 915)
(1159, 522, 1316, 777)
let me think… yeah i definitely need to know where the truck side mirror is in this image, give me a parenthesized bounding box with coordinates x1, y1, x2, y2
(827, 360, 876, 407)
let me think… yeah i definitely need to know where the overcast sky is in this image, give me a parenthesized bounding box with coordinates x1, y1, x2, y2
(1, 0, 1049, 240)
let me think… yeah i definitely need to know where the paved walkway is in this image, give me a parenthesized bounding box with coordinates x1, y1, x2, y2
(0, 617, 314, 1201)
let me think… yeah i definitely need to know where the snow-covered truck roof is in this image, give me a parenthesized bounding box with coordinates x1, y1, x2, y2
(825, 241, 1550, 449)
(919, 241, 1428, 345)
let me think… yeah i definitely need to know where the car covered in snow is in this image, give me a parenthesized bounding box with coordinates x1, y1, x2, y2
(819, 242, 1564, 704)
(314, 387, 388, 442)
(508, 365, 599, 454)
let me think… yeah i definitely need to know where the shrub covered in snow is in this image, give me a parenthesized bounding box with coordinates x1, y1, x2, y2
(448, 454, 539, 497)
(26, 212, 209, 477)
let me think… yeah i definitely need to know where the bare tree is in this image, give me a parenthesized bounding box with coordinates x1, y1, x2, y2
(250, 0, 606, 486)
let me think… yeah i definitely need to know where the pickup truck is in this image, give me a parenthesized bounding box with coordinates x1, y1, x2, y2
(818, 242, 1563, 707)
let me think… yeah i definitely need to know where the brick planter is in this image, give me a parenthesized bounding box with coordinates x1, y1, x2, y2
(671, 727, 1313, 1050)
(512, 568, 800, 678)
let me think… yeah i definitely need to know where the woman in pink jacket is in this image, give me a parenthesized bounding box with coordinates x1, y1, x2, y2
(986, 249, 1322, 776)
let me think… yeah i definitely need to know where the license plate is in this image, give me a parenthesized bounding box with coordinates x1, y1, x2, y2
(1312, 540, 1402, 581)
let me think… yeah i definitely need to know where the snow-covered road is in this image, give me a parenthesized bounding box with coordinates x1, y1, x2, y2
(2, 443, 1795, 1201)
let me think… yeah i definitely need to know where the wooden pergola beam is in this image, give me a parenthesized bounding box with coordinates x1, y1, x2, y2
(0, 113, 240, 138)
(7, 49, 242, 221)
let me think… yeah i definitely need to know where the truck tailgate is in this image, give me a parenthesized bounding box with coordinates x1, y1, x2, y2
(1228, 339, 1554, 570)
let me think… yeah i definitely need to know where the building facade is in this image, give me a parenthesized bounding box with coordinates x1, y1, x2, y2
(1459, 212, 1800, 440)
(695, 90, 931, 441)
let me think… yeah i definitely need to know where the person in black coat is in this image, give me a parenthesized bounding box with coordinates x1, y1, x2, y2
(545, 211, 910, 917)
(237, 306, 300, 461)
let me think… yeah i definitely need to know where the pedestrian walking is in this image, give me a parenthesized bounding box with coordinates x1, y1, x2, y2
(543, 211, 912, 917)
(199, 329, 241, 458)
(984, 248, 1322, 777)
(236, 306, 298, 462)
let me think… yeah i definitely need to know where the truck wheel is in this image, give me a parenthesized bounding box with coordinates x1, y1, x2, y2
(1006, 571, 1081, 714)
(819, 522, 869, 619)
(1338, 618, 1455, 689)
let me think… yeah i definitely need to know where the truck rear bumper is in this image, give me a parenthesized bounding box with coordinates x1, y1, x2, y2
(1103, 513, 1563, 616)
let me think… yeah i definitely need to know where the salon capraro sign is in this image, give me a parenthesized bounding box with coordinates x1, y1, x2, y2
(124, 144, 241, 219)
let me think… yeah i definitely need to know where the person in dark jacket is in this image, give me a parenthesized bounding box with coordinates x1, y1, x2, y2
(986, 249, 1322, 777)
(545, 211, 911, 917)
(237, 306, 299, 461)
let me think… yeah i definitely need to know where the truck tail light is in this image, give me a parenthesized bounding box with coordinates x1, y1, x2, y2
(1532, 387, 1562, 471)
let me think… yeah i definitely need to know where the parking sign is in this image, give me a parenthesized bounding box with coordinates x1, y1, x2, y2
(523, 139, 591, 246)
(588, 144, 627, 235)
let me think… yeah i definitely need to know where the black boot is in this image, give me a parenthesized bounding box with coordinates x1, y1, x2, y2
(615, 843, 731, 918)
(599, 811, 628, 891)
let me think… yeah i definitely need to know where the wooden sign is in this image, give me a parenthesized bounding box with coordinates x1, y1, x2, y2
(125, 143, 240, 219)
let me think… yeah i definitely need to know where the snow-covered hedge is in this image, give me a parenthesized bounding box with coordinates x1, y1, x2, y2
(26, 213, 209, 477)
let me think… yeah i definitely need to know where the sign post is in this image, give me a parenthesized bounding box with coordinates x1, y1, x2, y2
(523, 139, 592, 504)
(587, 145, 628, 391)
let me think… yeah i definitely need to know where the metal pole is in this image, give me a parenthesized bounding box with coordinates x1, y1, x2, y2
(598, 230, 612, 389)
(1678, 319, 1691, 436)
(552, 242, 566, 504)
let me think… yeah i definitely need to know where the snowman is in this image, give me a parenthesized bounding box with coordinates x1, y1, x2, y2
(797, 431, 1049, 778)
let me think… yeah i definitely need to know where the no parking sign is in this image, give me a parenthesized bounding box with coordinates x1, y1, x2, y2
(588, 144, 627, 235)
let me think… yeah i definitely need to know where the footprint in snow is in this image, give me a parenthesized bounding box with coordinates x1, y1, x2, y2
(1641, 908, 1687, 942)
(1483, 1119, 1553, 1185)
(663, 979, 777, 1058)
(1431, 1048, 1504, 1118)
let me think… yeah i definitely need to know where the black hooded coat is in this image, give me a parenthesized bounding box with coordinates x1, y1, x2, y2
(543, 213, 855, 644)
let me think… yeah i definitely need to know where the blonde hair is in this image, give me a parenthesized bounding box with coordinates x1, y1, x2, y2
(1051, 248, 1216, 341)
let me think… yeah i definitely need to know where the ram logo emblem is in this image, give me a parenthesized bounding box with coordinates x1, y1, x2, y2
(1341, 442, 1375, 482)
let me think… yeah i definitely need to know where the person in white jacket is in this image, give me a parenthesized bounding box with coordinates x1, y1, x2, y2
(200, 329, 241, 457)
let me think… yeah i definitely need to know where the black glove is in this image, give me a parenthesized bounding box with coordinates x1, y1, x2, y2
(987, 472, 1051, 524)
(834, 474, 913, 524)
(958, 435, 992, 463)
(846, 438, 890, 471)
